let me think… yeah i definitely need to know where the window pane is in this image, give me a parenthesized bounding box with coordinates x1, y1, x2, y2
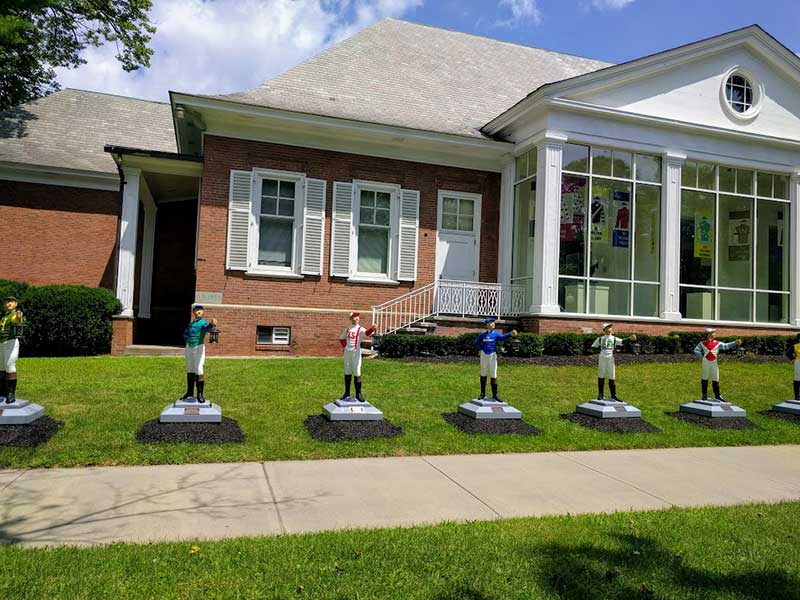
(636, 154, 661, 183)
(442, 213, 458, 230)
(443, 197, 457, 214)
(527, 148, 538, 177)
(719, 289, 752, 322)
(680, 190, 715, 286)
(360, 190, 374, 206)
(757, 200, 788, 291)
(375, 208, 391, 227)
(634, 184, 660, 282)
(590, 280, 630, 316)
(612, 151, 632, 179)
(563, 143, 589, 173)
(258, 219, 293, 267)
(459, 214, 474, 232)
(357, 227, 389, 274)
(718, 195, 752, 288)
(757, 172, 772, 198)
(512, 180, 536, 289)
(279, 181, 295, 199)
(589, 178, 631, 280)
(360, 207, 374, 224)
(256, 327, 272, 345)
(261, 196, 277, 215)
(737, 169, 754, 195)
(560, 175, 587, 276)
(719, 166, 736, 193)
(680, 286, 714, 320)
(278, 198, 294, 217)
(591, 148, 612, 176)
(515, 154, 528, 181)
(774, 175, 789, 200)
(263, 179, 278, 197)
(634, 284, 659, 317)
(559, 278, 586, 313)
(459, 199, 474, 217)
(756, 292, 789, 324)
(376, 192, 391, 209)
(697, 162, 715, 190)
(682, 161, 697, 188)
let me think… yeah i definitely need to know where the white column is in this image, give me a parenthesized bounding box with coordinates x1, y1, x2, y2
(497, 160, 515, 285)
(530, 133, 567, 314)
(137, 177, 157, 319)
(116, 167, 141, 318)
(790, 171, 800, 327)
(660, 151, 685, 320)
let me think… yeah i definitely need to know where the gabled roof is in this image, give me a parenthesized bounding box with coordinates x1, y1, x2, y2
(210, 18, 610, 139)
(0, 89, 176, 175)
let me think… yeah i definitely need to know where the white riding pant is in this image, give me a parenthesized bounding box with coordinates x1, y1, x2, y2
(1, 339, 19, 373)
(343, 348, 362, 377)
(185, 344, 206, 375)
(597, 355, 616, 380)
(479, 351, 498, 378)
(701, 358, 720, 382)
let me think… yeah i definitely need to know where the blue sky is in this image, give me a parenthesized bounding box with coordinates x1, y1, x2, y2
(55, 0, 800, 102)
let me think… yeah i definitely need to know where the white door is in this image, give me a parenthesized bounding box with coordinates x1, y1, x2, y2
(435, 191, 481, 281)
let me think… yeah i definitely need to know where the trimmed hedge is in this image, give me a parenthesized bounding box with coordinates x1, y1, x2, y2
(377, 330, 797, 359)
(0, 279, 29, 301)
(4, 281, 122, 357)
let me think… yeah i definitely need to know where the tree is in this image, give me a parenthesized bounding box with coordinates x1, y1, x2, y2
(0, 0, 155, 111)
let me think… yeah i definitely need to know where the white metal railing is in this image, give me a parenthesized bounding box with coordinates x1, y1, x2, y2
(371, 279, 526, 335)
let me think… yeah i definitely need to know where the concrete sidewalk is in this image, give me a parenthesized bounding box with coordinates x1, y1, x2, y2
(1, 445, 799, 547)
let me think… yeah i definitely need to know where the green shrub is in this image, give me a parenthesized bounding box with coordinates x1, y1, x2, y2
(19, 285, 122, 357)
(504, 333, 544, 357)
(543, 333, 584, 356)
(653, 335, 680, 354)
(0, 279, 29, 301)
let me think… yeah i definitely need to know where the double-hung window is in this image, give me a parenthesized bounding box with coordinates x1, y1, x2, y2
(352, 181, 399, 282)
(251, 170, 304, 276)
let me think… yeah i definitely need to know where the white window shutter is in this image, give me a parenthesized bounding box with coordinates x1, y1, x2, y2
(397, 188, 420, 281)
(226, 170, 253, 271)
(330, 181, 354, 277)
(301, 178, 327, 275)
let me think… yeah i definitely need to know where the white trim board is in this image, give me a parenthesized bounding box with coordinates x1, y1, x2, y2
(0, 164, 119, 191)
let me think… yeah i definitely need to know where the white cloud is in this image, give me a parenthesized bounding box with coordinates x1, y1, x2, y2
(497, 0, 541, 25)
(591, 0, 636, 9)
(55, 0, 423, 102)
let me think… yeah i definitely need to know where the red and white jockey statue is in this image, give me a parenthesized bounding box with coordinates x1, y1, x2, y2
(339, 311, 375, 402)
(693, 327, 742, 401)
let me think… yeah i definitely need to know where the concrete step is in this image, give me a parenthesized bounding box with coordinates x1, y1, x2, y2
(123, 345, 184, 357)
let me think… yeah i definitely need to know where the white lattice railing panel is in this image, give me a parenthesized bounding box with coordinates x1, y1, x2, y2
(372, 280, 526, 335)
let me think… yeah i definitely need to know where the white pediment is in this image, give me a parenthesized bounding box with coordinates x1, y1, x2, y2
(560, 37, 800, 142)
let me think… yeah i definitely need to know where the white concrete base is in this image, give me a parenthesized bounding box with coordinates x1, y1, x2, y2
(680, 399, 747, 418)
(323, 397, 384, 421)
(0, 399, 45, 425)
(458, 398, 522, 420)
(773, 399, 800, 415)
(160, 398, 222, 423)
(577, 398, 642, 419)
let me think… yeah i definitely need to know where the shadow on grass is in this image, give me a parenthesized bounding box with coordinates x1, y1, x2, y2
(535, 532, 800, 600)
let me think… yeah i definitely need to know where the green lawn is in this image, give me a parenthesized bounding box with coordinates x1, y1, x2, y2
(1, 356, 798, 468)
(2, 501, 799, 599)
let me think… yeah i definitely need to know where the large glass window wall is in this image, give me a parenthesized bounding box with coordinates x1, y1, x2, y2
(511, 147, 538, 303)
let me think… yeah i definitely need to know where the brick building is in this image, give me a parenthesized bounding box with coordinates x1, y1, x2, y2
(2, 20, 799, 356)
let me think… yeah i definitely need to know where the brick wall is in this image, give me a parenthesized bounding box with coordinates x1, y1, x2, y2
(0, 179, 119, 288)
(195, 135, 502, 355)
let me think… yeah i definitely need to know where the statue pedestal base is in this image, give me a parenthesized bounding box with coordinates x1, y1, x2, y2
(0, 399, 45, 425)
(772, 399, 800, 416)
(576, 398, 641, 419)
(680, 399, 746, 418)
(323, 397, 384, 421)
(159, 398, 222, 423)
(458, 398, 522, 420)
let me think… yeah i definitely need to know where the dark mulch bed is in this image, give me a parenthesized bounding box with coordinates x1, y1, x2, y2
(389, 354, 788, 366)
(0, 417, 62, 447)
(304, 415, 403, 442)
(136, 417, 245, 444)
(759, 409, 800, 425)
(560, 412, 660, 434)
(441, 412, 542, 435)
(666, 411, 758, 430)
